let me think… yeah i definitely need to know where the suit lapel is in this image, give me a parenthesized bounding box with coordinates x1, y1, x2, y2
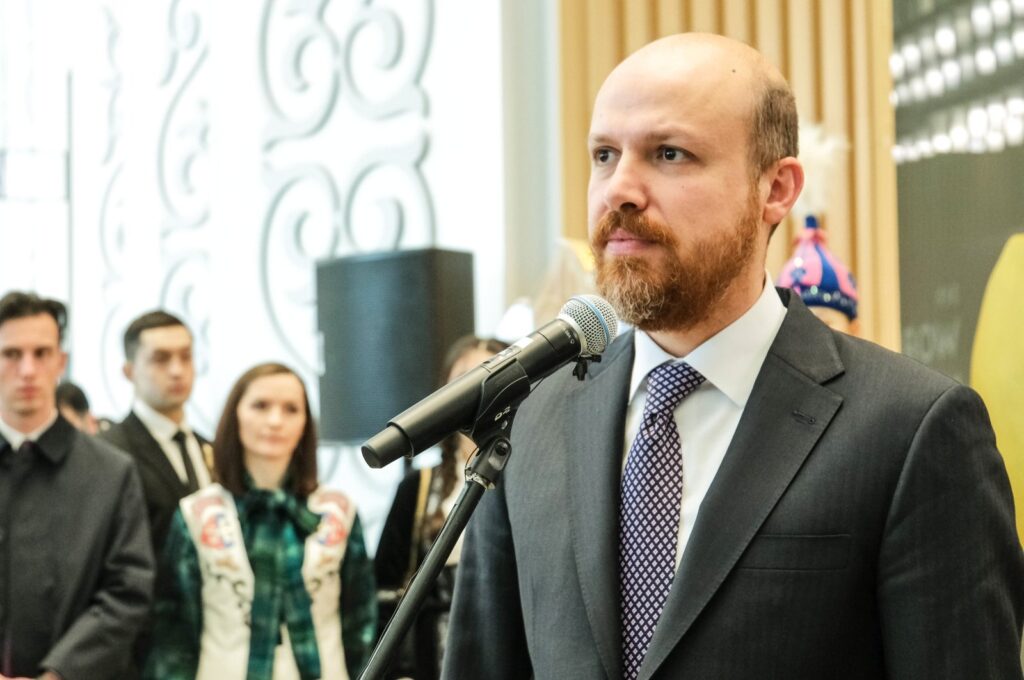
(640, 293, 846, 679)
(565, 333, 634, 680)
(124, 411, 189, 494)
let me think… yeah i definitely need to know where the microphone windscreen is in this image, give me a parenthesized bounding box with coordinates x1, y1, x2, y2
(559, 295, 619, 355)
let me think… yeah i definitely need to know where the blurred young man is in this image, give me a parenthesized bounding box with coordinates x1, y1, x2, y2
(0, 291, 153, 680)
(101, 310, 212, 558)
(444, 34, 1023, 679)
(100, 311, 212, 674)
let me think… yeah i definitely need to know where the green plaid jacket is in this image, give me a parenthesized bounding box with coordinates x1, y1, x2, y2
(143, 486, 377, 679)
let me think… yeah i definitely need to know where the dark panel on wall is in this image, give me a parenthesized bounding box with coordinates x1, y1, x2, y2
(893, 0, 1024, 382)
(316, 248, 475, 443)
(897, 152, 1023, 383)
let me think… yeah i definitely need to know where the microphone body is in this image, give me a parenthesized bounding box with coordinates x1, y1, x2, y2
(362, 296, 617, 468)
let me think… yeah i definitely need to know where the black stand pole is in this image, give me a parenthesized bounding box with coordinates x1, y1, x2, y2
(360, 435, 513, 680)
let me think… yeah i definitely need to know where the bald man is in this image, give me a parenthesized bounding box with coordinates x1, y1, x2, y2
(443, 34, 1023, 679)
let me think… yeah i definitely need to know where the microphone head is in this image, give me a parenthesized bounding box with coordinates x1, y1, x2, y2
(559, 295, 619, 355)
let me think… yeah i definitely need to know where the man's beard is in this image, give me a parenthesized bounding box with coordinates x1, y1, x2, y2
(591, 193, 761, 332)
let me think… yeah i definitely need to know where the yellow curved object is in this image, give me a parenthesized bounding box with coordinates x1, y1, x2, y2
(971, 234, 1024, 545)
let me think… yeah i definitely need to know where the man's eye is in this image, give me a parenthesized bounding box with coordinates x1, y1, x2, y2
(658, 146, 687, 161)
(592, 148, 615, 164)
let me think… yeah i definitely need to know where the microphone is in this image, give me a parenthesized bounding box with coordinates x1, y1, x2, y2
(361, 295, 619, 469)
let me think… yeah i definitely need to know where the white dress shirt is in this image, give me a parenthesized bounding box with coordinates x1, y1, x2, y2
(133, 399, 211, 487)
(0, 410, 58, 449)
(624, 277, 786, 568)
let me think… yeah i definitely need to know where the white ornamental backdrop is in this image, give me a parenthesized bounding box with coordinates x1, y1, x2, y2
(62, 0, 514, 548)
(2, 0, 559, 549)
(258, 0, 436, 380)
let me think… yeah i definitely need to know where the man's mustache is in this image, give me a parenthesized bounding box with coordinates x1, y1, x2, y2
(592, 211, 677, 251)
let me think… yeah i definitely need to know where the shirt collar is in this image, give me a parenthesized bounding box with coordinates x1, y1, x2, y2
(0, 408, 60, 450)
(630, 274, 786, 408)
(133, 398, 191, 442)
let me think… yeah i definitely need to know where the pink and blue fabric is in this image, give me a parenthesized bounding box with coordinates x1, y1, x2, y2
(776, 215, 859, 321)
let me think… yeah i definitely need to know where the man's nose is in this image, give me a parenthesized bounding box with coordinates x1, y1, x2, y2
(168, 357, 187, 376)
(18, 354, 38, 376)
(604, 155, 647, 213)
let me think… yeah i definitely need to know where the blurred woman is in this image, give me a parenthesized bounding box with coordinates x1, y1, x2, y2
(374, 335, 509, 679)
(145, 362, 376, 679)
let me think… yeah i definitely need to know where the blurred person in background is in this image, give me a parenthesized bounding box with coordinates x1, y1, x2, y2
(102, 310, 213, 557)
(375, 335, 509, 680)
(145, 362, 376, 679)
(0, 291, 152, 680)
(56, 381, 99, 434)
(101, 310, 214, 674)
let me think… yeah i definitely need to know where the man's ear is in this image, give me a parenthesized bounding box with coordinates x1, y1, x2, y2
(762, 157, 804, 227)
(58, 350, 68, 379)
(123, 361, 134, 381)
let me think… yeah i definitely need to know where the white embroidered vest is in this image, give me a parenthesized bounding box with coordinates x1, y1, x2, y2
(179, 484, 356, 680)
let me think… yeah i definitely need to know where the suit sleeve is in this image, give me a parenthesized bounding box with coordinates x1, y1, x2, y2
(442, 479, 532, 680)
(40, 460, 155, 679)
(877, 383, 1024, 678)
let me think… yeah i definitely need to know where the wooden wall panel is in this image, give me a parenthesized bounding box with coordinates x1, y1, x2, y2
(655, 0, 687, 35)
(689, 0, 721, 34)
(866, 1, 900, 350)
(559, 1, 591, 244)
(818, 0, 852, 268)
(754, 0, 787, 77)
(786, 0, 818, 121)
(586, 0, 623, 107)
(849, 2, 877, 343)
(754, 0, 792, 277)
(722, 0, 752, 44)
(623, 0, 656, 54)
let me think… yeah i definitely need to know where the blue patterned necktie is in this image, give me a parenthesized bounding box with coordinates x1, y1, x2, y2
(619, 361, 705, 679)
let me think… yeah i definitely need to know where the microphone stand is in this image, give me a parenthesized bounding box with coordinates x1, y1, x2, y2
(360, 363, 530, 680)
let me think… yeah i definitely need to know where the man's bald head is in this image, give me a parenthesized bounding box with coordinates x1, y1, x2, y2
(604, 33, 798, 179)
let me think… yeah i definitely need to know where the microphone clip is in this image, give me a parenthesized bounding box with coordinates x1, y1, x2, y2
(572, 354, 601, 381)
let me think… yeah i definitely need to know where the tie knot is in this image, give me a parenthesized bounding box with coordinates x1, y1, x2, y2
(173, 430, 187, 445)
(643, 361, 705, 417)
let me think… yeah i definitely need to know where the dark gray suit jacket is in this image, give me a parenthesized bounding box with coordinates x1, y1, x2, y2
(0, 416, 154, 679)
(444, 290, 1024, 679)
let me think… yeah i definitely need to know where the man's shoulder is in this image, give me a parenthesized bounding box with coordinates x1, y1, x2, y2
(831, 330, 960, 397)
(72, 430, 137, 471)
(98, 413, 139, 447)
(776, 297, 962, 403)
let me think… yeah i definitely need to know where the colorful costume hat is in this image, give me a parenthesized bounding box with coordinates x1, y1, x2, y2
(776, 215, 859, 320)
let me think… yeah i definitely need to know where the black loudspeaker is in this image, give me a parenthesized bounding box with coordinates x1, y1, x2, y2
(316, 248, 475, 443)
